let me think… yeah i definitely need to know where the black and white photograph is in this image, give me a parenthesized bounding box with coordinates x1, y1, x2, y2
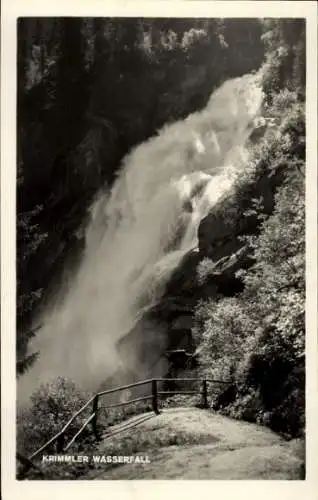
(1, 1, 317, 494)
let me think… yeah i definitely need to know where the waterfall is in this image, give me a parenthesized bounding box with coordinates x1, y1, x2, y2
(18, 73, 263, 403)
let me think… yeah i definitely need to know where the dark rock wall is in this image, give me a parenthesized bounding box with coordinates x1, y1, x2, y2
(124, 149, 288, 377)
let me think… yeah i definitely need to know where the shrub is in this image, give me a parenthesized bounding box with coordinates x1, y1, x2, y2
(192, 297, 257, 382)
(17, 376, 93, 457)
(192, 131, 305, 437)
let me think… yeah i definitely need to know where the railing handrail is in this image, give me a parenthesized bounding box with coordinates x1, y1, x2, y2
(157, 377, 230, 383)
(29, 395, 96, 459)
(63, 413, 96, 452)
(97, 377, 154, 397)
(22, 376, 231, 464)
(96, 377, 230, 396)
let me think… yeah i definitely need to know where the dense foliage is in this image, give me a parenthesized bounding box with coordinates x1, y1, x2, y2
(17, 376, 92, 458)
(192, 19, 305, 438)
(193, 173, 305, 436)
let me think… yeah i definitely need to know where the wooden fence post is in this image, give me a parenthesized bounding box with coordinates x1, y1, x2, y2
(202, 379, 208, 409)
(92, 395, 100, 440)
(152, 379, 160, 415)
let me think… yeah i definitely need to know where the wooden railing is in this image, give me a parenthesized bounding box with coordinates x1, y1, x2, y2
(17, 377, 230, 477)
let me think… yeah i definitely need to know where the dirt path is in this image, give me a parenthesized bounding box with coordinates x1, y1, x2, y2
(85, 408, 304, 480)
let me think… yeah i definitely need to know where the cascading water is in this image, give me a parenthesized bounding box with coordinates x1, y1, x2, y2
(18, 73, 263, 404)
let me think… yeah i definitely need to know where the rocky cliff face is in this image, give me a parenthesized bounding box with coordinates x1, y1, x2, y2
(112, 149, 287, 385)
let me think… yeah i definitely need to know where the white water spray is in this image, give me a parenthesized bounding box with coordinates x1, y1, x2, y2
(18, 74, 263, 403)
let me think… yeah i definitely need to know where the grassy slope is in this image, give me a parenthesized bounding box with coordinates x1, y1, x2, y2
(84, 408, 304, 480)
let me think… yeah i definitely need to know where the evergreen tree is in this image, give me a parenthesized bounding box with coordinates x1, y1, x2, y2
(17, 165, 47, 375)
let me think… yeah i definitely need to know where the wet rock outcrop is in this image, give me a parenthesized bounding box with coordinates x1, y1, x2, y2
(114, 239, 253, 383)
(120, 160, 288, 376)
